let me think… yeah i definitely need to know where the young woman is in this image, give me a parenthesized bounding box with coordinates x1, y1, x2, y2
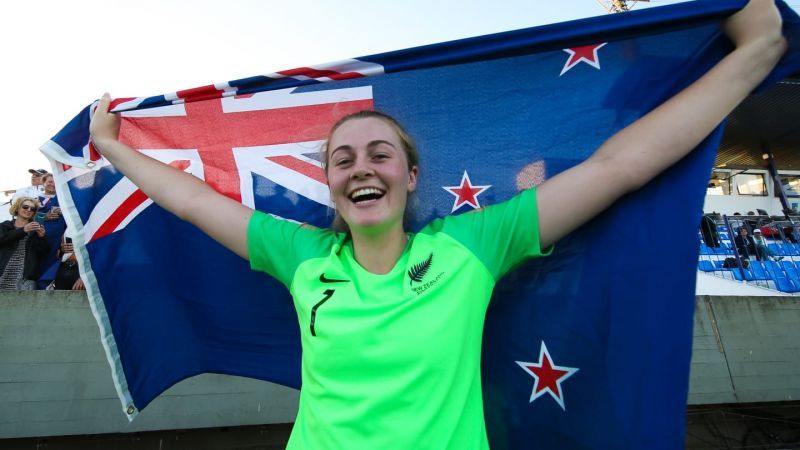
(0, 197, 49, 291)
(89, 1, 786, 448)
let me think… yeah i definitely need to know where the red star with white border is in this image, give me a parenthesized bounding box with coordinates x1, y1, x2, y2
(442, 171, 490, 212)
(516, 341, 579, 410)
(560, 43, 607, 76)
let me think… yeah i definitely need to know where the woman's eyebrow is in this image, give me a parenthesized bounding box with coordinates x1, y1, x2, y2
(329, 145, 353, 158)
(331, 140, 396, 156)
(367, 140, 397, 150)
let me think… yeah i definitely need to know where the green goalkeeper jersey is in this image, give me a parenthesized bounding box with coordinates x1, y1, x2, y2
(248, 187, 549, 450)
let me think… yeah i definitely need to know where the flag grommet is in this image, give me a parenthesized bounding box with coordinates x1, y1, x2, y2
(126, 405, 136, 415)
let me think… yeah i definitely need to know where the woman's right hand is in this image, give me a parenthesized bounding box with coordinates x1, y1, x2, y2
(23, 222, 40, 233)
(89, 93, 121, 153)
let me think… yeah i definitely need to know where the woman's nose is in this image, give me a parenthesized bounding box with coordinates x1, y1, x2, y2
(350, 160, 374, 179)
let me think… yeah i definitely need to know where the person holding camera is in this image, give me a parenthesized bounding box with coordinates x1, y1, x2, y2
(0, 197, 49, 290)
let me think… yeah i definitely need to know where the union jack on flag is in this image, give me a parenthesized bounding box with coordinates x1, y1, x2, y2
(77, 85, 374, 242)
(41, 1, 800, 449)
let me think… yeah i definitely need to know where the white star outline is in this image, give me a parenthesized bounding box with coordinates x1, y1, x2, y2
(442, 170, 491, 212)
(559, 43, 608, 76)
(515, 341, 580, 411)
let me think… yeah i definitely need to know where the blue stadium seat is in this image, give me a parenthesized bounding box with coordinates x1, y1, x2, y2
(786, 266, 800, 284)
(749, 261, 770, 281)
(775, 277, 800, 293)
(720, 232, 730, 241)
(768, 243, 785, 256)
(780, 260, 798, 273)
(699, 244, 713, 256)
(698, 261, 715, 272)
(787, 243, 800, 256)
(731, 267, 755, 281)
(714, 260, 726, 269)
(763, 260, 784, 279)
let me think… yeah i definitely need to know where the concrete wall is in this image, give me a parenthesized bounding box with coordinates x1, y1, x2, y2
(2, 291, 799, 439)
(703, 194, 785, 216)
(688, 295, 800, 405)
(0, 291, 298, 439)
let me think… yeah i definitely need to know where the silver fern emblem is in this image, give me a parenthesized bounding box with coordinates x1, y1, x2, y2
(408, 253, 433, 285)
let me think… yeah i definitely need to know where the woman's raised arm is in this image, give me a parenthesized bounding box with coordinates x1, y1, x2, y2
(535, 0, 787, 249)
(90, 94, 253, 259)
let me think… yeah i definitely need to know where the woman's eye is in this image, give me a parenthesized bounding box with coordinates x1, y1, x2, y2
(373, 153, 389, 160)
(334, 159, 351, 166)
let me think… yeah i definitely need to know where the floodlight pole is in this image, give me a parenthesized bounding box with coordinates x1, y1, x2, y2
(611, 0, 629, 12)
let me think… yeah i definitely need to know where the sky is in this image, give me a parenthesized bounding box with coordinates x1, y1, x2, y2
(2, 0, 796, 194)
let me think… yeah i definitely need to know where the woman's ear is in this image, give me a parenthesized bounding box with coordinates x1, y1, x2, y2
(407, 166, 419, 193)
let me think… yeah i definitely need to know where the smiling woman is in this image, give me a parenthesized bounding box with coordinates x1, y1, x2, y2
(85, 1, 787, 448)
(323, 113, 419, 273)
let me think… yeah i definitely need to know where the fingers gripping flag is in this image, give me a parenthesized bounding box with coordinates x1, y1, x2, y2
(41, 1, 800, 448)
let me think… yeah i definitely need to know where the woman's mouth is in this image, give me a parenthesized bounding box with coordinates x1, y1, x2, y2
(349, 187, 386, 204)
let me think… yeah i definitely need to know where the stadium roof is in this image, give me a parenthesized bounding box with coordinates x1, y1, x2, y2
(717, 74, 800, 171)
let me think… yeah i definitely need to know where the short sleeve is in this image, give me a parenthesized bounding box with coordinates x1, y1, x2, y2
(248, 211, 336, 287)
(432, 187, 551, 280)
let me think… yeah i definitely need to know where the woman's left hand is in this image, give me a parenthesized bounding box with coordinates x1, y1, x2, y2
(34, 223, 46, 238)
(724, 0, 785, 50)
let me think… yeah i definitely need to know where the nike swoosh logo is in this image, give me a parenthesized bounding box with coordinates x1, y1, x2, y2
(319, 274, 350, 283)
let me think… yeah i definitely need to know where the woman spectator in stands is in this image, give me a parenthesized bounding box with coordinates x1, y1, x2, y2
(0, 198, 49, 290)
(36, 173, 67, 289)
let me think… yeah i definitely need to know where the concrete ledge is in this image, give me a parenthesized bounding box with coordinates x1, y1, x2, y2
(2, 291, 799, 438)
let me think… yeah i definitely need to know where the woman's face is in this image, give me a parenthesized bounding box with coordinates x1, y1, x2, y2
(18, 201, 37, 220)
(43, 176, 56, 194)
(326, 117, 417, 235)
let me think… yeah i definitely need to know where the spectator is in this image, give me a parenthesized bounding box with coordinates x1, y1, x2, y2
(38, 174, 58, 210)
(0, 197, 49, 290)
(752, 229, 783, 261)
(36, 174, 66, 289)
(11, 169, 47, 203)
(53, 235, 85, 291)
(734, 227, 757, 260)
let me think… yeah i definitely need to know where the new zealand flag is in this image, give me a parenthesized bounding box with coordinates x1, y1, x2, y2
(41, 1, 800, 448)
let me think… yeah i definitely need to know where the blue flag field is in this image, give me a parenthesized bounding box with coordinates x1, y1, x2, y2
(41, 1, 800, 448)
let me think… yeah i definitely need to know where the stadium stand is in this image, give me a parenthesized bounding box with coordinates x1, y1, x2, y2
(698, 215, 800, 294)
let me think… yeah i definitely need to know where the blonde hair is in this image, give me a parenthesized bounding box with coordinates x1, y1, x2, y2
(320, 110, 420, 233)
(9, 197, 37, 218)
